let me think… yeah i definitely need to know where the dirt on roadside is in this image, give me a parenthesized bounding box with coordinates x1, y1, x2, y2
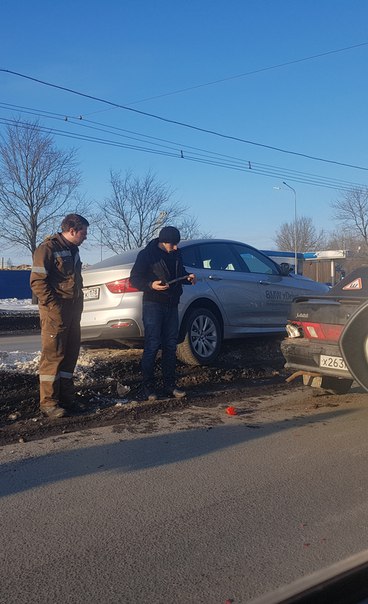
(0, 312, 289, 446)
(0, 313, 40, 335)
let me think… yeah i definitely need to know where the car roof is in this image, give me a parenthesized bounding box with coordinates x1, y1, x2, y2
(84, 238, 269, 271)
(180, 238, 259, 249)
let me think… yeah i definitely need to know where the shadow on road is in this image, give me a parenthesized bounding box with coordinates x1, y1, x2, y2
(0, 407, 355, 498)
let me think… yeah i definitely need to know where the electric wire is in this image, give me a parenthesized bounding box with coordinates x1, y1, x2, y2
(0, 115, 363, 192)
(97, 41, 368, 108)
(0, 102, 365, 189)
(0, 111, 364, 190)
(2, 68, 368, 172)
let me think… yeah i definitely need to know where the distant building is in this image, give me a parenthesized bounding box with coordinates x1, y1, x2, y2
(302, 250, 368, 286)
(261, 250, 305, 275)
(262, 249, 368, 286)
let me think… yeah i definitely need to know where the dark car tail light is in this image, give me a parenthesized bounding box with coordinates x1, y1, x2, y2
(298, 321, 343, 341)
(286, 323, 302, 338)
(106, 278, 139, 294)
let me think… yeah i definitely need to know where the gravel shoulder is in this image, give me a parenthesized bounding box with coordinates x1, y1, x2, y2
(0, 313, 298, 446)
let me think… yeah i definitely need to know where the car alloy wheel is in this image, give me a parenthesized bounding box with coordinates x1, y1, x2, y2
(177, 307, 222, 366)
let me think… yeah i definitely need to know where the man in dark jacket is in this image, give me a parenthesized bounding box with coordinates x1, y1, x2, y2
(30, 213, 89, 418)
(130, 226, 196, 400)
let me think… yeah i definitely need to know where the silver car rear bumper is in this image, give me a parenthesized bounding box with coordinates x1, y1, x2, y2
(81, 318, 141, 341)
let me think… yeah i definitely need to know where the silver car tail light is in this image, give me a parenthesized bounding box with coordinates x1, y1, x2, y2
(106, 278, 139, 294)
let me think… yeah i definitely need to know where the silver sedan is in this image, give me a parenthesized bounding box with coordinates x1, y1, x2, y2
(81, 239, 328, 365)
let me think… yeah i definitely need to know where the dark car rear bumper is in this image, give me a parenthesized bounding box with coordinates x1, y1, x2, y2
(281, 337, 353, 379)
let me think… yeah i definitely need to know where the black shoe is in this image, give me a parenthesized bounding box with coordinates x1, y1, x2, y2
(145, 389, 158, 401)
(61, 400, 87, 413)
(132, 387, 158, 402)
(162, 387, 186, 399)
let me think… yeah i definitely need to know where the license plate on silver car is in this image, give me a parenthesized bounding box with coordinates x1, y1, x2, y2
(83, 287, 100, 301)
(319, 354, 348, 371)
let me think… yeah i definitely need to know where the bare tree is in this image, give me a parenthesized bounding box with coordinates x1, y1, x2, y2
(274, 216, 325, 252)
(101, 170, 191, 253)
(177, 216, 212, 240)
(0, 119, 81, 258)
(325, 228, 361, 252)
(331, 187, 368, 249)
(176, 215, 199, 239)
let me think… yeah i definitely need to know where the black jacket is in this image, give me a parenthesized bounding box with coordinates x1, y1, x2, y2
(130, 239, 189, 305)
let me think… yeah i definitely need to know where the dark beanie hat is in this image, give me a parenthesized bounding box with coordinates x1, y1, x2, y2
(158, 226, 180, 244)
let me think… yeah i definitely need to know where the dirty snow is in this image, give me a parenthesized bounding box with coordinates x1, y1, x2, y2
(0, 298, 39, 372)
(0, 298, 95, 380)
(0, 348, 98, 383)
(0, 350, 41, 373)
(0, 298, 38, 313)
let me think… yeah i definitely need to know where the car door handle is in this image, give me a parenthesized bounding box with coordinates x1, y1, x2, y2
(259, 280, 271, 285)
(208, 275, 223, 281)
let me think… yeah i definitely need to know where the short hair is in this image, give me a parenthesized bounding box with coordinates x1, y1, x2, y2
(61, 214, 89, 232)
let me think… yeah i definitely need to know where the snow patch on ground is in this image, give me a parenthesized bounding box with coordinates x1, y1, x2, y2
(0, 298, 113, 385)
(0, 349, 99, 383)
(0, 298, 38, 313)
(0, 299, 97, 380)
(0, 350, 41, 373)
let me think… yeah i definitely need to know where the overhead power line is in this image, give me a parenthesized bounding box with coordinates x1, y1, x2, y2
(1, 102, 365, 191)
(116, 41, 368, 106)
(1, 68, 368, 172)
(0, 115, 365, 192)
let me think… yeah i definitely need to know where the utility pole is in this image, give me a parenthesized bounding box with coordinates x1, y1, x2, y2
(282, 181, 298, 273)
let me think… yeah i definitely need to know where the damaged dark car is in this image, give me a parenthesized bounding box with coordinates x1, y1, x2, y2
(281, 266, 368, 394)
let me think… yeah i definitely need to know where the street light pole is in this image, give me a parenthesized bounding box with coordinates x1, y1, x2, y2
(282, 181, 297, 273)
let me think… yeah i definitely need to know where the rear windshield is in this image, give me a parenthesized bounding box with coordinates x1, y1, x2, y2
(83, 249, 141, 270)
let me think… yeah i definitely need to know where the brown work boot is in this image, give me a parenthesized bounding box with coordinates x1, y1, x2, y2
(40, 404, 66, 419)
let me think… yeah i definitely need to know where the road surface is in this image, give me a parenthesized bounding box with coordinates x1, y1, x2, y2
(0, 333, 41, 354)
(1, 384, 368, 603)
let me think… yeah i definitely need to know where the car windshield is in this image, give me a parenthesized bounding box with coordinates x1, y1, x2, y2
(232, 243, 280, 275)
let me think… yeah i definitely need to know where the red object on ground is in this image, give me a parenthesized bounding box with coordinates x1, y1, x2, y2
(226, 406, 237, 416)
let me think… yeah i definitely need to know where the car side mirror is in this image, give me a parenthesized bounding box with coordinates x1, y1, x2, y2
(280, 262, 292, 276)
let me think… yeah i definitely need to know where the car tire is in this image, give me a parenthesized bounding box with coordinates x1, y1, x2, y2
(177, 307, 222, 366)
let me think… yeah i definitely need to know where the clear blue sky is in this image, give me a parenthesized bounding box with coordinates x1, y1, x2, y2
(1, 0, 368, 265)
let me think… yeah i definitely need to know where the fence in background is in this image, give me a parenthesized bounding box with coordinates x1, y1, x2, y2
(0, 270, 32, 299)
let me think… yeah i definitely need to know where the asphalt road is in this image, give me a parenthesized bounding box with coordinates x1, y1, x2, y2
(2, 385, 368, 603)
(0, 333, 41, 353)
